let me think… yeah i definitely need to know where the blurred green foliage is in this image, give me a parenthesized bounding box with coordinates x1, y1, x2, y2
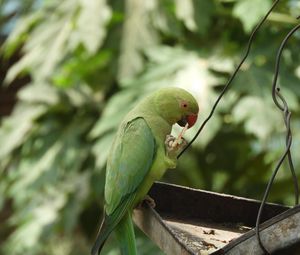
(1, 0, 300, 254)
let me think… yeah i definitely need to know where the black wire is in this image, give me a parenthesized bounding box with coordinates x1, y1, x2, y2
(271, 23, 300, 206)
(177, 0, 281, 159)
(255, 118, 292, 254)
(278, 89, 299, 207)
(255, 89, 291, 254)
(271, 24, 300, 110)
(255, 23, 300, 254)
(280, 93, 299, 206)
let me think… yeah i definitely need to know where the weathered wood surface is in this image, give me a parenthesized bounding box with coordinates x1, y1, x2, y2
(133, 182, 300, 255)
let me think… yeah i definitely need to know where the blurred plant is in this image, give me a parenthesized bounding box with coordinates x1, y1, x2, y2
(1, 0, 300, 254)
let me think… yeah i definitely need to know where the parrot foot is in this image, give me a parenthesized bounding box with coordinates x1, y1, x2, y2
(165, 134, 176, 149)
(136, 195, 156, 209)
(164, 134, 188, 168)
(165, 134, 188, 154)
(144, 195, 156, 208)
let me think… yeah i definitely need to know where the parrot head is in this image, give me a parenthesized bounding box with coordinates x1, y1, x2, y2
(153, 87, 199, 128)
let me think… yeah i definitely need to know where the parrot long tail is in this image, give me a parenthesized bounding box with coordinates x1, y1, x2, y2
(91, 214, 112, 255)
(115, 211, 137, 255)
(91, 196, 136, 255)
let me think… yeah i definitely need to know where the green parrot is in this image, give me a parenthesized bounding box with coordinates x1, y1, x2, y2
(91, 87, 199, 255)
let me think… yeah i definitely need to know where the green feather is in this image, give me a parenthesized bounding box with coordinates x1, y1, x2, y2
(115, 211, 137, 255)
(105, 117, 156, 214)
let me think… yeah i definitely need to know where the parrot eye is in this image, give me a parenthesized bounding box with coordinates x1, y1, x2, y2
(180, 101, 188, 108)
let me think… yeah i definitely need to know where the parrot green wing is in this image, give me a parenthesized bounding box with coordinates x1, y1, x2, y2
(104, 117, 156, 215)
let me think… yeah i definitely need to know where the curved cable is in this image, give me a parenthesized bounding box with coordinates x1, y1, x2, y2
(255, 22, 300, 254)
(178, 0, 281, 159)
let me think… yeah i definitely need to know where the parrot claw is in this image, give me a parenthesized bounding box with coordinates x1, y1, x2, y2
(165, 134, 176, 149)
(165, 134, 188, 153)
(136, 195, 156, 209)
(144, 195, 156, 208)
(165, 134, 187, 168)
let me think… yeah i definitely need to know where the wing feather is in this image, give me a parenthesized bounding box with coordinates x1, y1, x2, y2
(104, 117, 156, 215)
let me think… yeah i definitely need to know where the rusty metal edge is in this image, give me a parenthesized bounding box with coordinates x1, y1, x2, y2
(154, 182, 290, 209)
(133, 204, 195, 255)
(214, 205, 300, 254)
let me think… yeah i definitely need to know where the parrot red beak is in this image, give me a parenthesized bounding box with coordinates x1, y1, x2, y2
(187, 114, 198, 128)
(177, 114, 198, 128)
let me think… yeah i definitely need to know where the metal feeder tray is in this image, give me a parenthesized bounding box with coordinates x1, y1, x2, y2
(133, 182, 300, 255)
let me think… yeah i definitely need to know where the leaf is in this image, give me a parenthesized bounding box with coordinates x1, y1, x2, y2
(4, 188, 67, 254)
(5, 13, 73, 83)
(17, 83, 59, 105)
(192, 0, 215, 35)
(93, 132, 115, 170)
(65, 85, 95, 107)
(2, 12, 42, 58)
(232, 96, 282, 140)
(233, 0, 272, 33)
(71, 0, 112, 54)
(8, 141, 62, 198)
(89, 89, 139, 138)
(232, 63, 273, 96)
(117, 0, 159, 83)
(0, 104, 46, 163)
(4, 0, 112, 84)
(59, 172, 90, 233)
(288, 0, 300, 18)
(150, 0, 182, 38)
(279, 64, 300, 99)
(208, 53, 235, 73)
(53, 50, 112, 88)
(174, 0, 214, 34)
(174, 0, 197, 31)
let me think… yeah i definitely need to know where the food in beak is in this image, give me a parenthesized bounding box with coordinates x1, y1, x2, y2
(171, 123, 189, 148)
